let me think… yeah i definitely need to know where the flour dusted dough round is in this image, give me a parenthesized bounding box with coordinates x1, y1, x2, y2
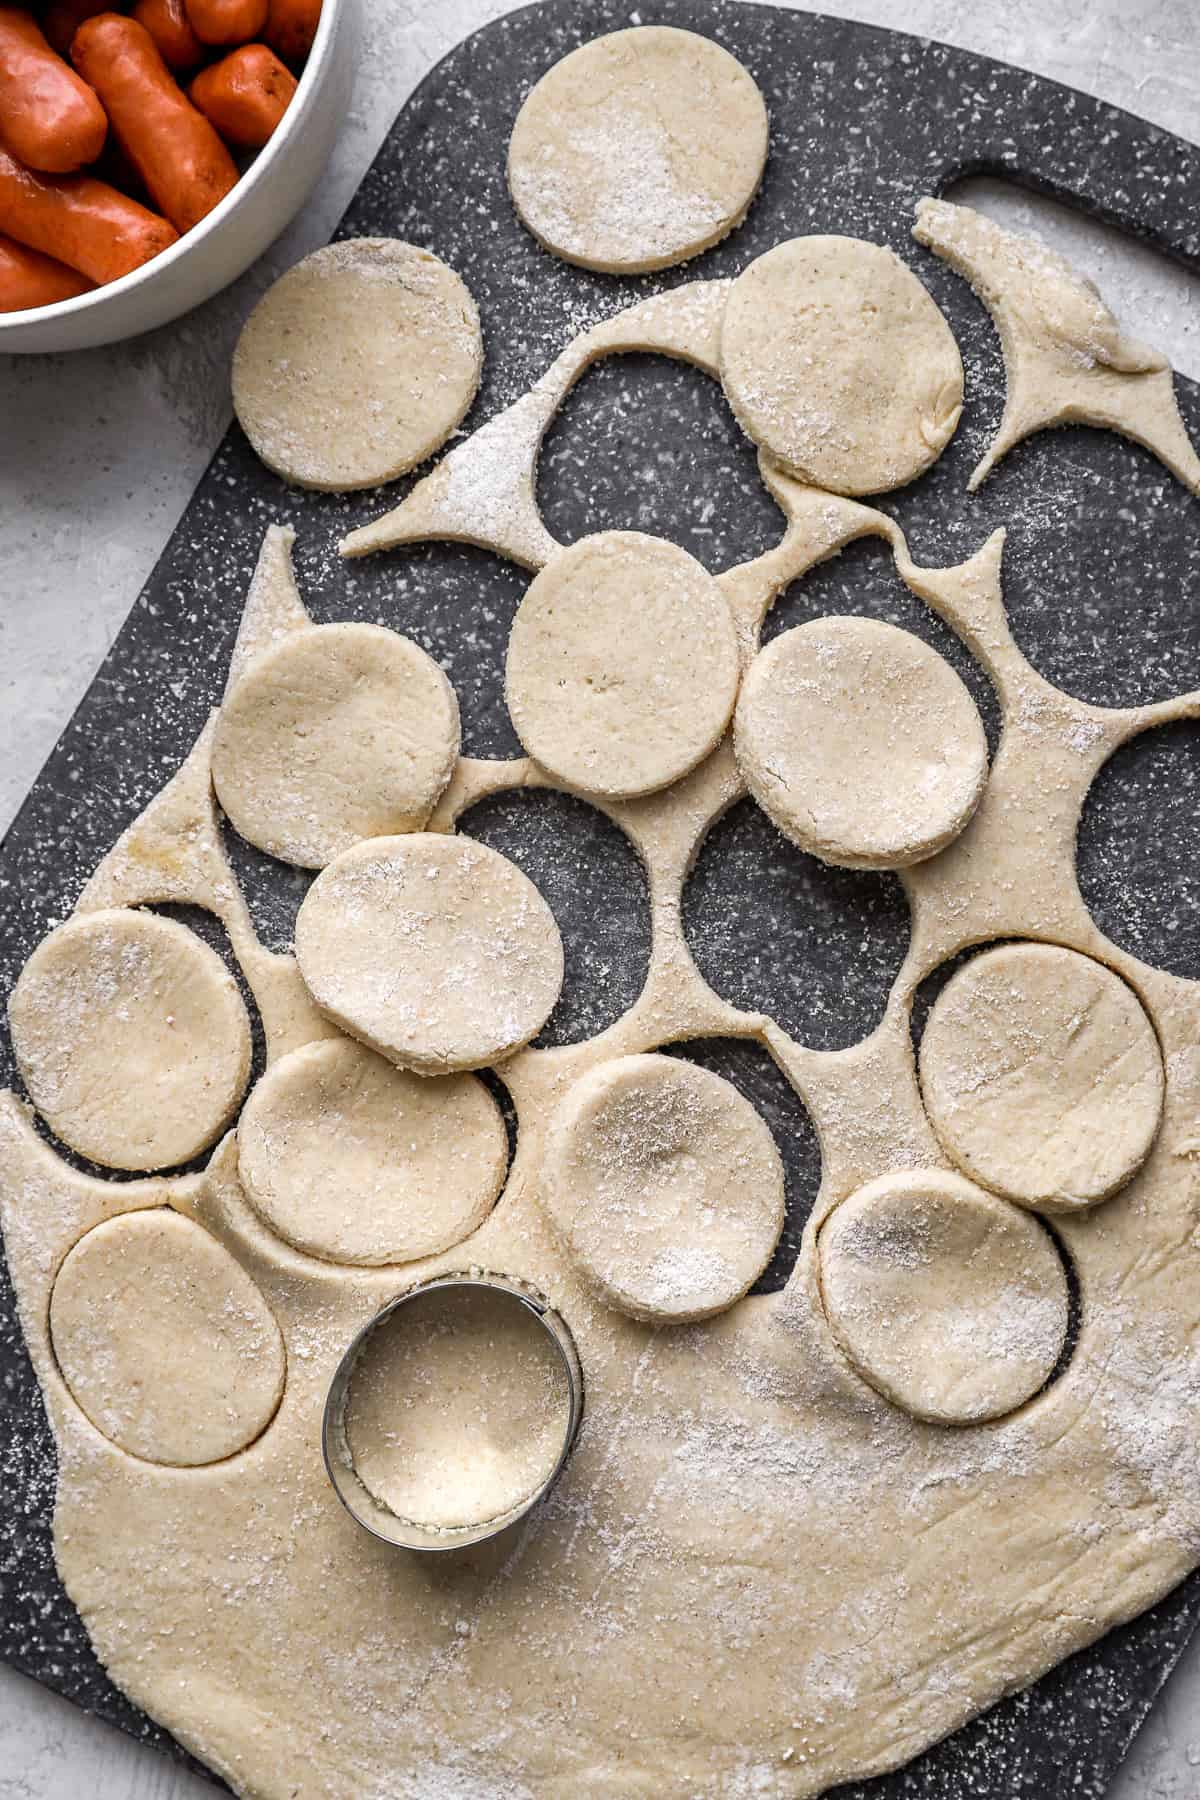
(343, 1283, 572, 1531)
(720, 235, 964, 494)
(212, 622, 460, 869)
(237, 1038, 507, 1265)
(294, 834, 564, 1074)
(232, 239, 483, 492)
(7, 909, 251, 1172)
(505, 532, 740, 798)
(735, 616, 988, 869)
(542, 1054, 784, 1322)
(49, 1211, 284, 1465)
(919, 943, 1164, 1213)
(819, 1169, 1069, 1425)
(507, 26, 768, 275)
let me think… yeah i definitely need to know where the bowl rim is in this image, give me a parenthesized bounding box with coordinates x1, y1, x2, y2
(0, 0, 346, 334)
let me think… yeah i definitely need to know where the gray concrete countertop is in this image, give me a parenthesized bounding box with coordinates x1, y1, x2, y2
(1, 2, 1198, 1795)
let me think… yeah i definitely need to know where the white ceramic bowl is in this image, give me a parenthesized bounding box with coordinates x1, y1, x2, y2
(0, 0, 357, 354)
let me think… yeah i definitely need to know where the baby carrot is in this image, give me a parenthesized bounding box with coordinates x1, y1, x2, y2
(72, 13, 239, 233)
(264, 0, 319, 66)
(183, 0, 267, 47)
(0, 230, 93, 309)
(0, 7, 108, 173)
(0, 147, 178, 283)
(190, 43, 296, 148)
(132, 0, 203, 69)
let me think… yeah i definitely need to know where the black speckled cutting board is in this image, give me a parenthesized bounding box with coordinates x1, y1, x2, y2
(3, 2, 1200, 1794)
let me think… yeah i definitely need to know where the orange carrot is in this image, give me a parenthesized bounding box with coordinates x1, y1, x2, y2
(264, 0, 318, 65)
(190, 42, 295, 148)
(0, 229, 93, 309)
(41, 0, 121, 58)
(0, 7, 108, 173)
(0, 147, 178, 282)
(72, 14, 239, 232)
(132, 0, 203, 69)
(183, 0, 266, 47)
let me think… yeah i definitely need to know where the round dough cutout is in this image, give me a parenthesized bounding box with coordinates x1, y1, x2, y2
(343, 1282, 573, 1531)
(213, 622, 460, 869)
(505, 531, 740, 798)
(507, 26, 768, 274)
(919, 942, 1164, 1212)
(237, 1038, 508, 1265)
(8, 908, 252, 1172)
(232, 239, 483, 491)
(294, 834, 564, 1074)
(735, 616, 988, 869)
(50, 1210, 285, 1465)
(720, 235, 964, 495)
(542, 1053, 785, 1322)
(818, 1169, 1069, 1425)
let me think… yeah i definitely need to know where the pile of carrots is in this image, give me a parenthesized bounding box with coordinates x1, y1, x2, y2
(0, 0, 321, 312)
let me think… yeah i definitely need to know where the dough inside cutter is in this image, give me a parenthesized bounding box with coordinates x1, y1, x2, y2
(339, 1281, 575, 1536)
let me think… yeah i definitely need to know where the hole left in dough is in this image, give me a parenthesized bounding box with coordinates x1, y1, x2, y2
(236, 1037, 508, 1266)
(682, 796, 909, 1052)
(1078, 719, 1200, 981)
(885, 424, 1200, 709)
(49, 1210, 285, 1465)
(219, 820, 314, 953)
(537, 351, 780, 571)
(7, 909, 252, 1174)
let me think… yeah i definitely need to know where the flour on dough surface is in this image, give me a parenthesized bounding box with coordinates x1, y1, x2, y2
(508, 25, 768, 275)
